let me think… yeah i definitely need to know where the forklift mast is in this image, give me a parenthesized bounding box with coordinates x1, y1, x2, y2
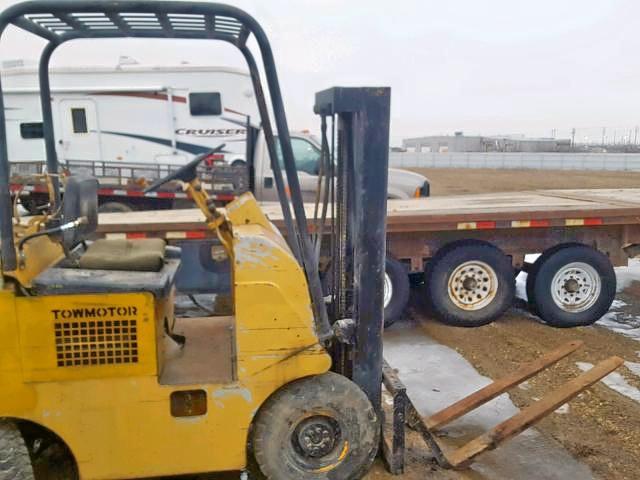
(314, 87, 391, 411)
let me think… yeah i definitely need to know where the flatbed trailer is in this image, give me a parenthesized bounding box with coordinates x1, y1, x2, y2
(96, 188, 640, 328)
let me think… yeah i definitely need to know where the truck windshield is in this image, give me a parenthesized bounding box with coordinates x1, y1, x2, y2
(275, 137, 320, 175)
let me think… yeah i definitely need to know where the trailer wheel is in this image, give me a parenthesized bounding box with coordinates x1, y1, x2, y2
(0, 420, 35, 480)
(323, 257, 409, 328)
(252, 372, 378, 480)
(525, 243, 583, 313)
(383, 257, 410, 327)
(425, 241, 515, 327)
(528, 245, 616, 327)
(98, 201, 133, 213)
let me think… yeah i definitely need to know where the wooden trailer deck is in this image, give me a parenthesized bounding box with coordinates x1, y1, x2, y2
(97, 188, 640, 236)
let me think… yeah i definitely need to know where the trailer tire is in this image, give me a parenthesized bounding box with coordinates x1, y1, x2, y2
(0, 420, 35, 480)
(98, 201, 133, 213)
(323, 257, 409, 328)
(252, 372, 378, 480)
(528, 245, 616, 327)
(425, 241, 515, 327)
(525, 243, 583, 313)
(383, 257, 410, 327)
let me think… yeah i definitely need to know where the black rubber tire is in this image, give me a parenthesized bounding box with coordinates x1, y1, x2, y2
(383, 257, 410, 328)
(529, 244, 616, 328)
(252, 372, 379, 480)
(322, 257, 409, 329)
(525, 243, 583, 313)
(231, 159, 247, 167)
(425, 240, 515, 327)
(98, 201, 133, 213)
(0, 420, 35, 480)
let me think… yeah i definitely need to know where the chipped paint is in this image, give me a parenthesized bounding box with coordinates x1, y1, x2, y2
(213, 386, 253, 403)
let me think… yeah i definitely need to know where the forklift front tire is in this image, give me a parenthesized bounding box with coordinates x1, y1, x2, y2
(252, 372, 379, 480)
(0, 420, 35, 480)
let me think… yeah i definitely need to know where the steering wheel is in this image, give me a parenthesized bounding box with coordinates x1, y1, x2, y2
(143, 144, 226, 194)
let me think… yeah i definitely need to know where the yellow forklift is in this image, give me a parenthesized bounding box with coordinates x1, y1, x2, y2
(0, 1, 624, 479)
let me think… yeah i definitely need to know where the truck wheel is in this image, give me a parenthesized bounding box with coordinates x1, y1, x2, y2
(528, 245, 616, 327)
(425, 241, 515, 327)
(0, 420, 35, 480)
(383, 257, 410, 327)
(252, 372, 378, 480)
(98, 201, 133, 213)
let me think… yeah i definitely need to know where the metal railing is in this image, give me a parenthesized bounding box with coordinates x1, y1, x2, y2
(9, 159, 249, 195)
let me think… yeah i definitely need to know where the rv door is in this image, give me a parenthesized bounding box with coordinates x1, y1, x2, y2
(58, 99, 102, 162)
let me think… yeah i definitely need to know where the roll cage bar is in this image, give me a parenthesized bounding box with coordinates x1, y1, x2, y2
(0, 1, 331, 339)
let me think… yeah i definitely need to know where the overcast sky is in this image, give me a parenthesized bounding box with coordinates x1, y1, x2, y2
(0, 0, 639, 145)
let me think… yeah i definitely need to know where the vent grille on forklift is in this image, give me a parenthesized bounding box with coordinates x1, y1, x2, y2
(54, 320, 138, 367)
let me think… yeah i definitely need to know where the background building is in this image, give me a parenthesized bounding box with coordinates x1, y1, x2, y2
(403, 132, 572, 153)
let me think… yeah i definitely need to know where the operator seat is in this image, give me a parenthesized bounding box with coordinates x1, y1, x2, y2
(63, 175, 166, 272)
(32, 175, 179, 296)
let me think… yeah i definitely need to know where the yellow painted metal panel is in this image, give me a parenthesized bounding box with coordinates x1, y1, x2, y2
(17, 293, 157, 383)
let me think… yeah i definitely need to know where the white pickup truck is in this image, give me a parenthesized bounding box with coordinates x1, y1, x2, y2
(252, 131, 430, 202)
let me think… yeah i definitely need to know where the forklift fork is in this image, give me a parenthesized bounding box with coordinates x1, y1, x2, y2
(381, 340, 623, 473)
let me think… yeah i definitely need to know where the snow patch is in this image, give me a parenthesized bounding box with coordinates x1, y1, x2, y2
(615, 258, 640, 292)
(576, 362, 640, 404)
(611, 299, 628, 309)
(624, 361, 640, 378)
(596, 312, 640, 341)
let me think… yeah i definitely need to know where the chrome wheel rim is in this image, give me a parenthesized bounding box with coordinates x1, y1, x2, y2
(550, 262, 600, 313)
(383, 272, 393, 309)
(448, 261, 498, 311)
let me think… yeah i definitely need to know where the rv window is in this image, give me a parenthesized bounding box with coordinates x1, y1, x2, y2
(20, 122, 44, 139)
(189, 92, 222, 116)
(71, 108, 88, 134)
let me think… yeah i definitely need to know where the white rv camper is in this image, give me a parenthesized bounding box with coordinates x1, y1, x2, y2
(2, 58, 258, 167)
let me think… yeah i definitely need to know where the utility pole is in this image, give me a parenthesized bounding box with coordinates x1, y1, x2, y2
(635, 126, 639, 145)
(571, 128, 576, 148)
(602, 127, 606, 146)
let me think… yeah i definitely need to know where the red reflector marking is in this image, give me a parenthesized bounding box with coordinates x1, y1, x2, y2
(476, 221, 496, 229)
(127, 190, 144, 197)
(126, 232, 147, 239)
(585, 218, 603, 226)
(156, 192, 175, 199)
(185, 231, 207, 239)
(530, 219, 551, 227)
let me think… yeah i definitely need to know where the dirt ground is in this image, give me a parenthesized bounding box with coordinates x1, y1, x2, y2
(410, 167, 640, 196)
